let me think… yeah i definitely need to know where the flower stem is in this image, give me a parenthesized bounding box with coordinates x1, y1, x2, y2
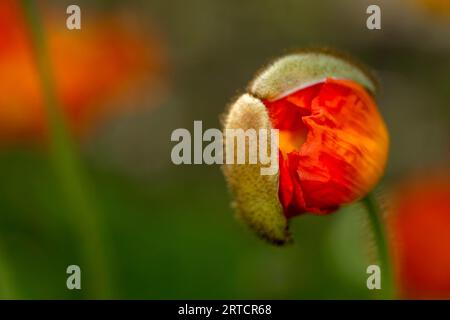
(20, 0, 112, 298)
(362, 192, 394, 299)
(0, 241, 18, 299)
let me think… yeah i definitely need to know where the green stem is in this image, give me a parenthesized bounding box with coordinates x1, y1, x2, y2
(0, 241, 18, 299)
(362, 192, 394, 299)
(20, 0, 112, 298)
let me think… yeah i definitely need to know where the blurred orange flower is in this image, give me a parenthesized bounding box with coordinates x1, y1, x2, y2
(0, 0, 165, 143)
(388, 170, 450, 299)
(416, 0, 450, 17)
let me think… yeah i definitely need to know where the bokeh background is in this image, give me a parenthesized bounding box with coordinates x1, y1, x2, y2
(0, 0, 449, 299)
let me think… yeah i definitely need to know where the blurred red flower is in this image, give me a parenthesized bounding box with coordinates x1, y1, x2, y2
(388, 170, 450, 299)
(0, 0, 166, 143)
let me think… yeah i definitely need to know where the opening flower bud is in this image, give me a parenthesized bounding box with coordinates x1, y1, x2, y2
(223, 49, 389, 244)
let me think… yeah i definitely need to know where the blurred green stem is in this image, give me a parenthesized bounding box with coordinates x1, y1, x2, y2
(20, 0, 112, 298)
(0, 241, 17, 299)
(362, 192, 394, 299)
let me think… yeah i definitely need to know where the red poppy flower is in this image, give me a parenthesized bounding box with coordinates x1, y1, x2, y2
(388, 171, 450, 299)
(223, 50, 389, 244)
(0, 0, 165, 143)
(266, 78, 388, 218)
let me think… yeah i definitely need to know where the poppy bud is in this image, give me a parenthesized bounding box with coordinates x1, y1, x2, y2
(223, 49, 389, 244)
